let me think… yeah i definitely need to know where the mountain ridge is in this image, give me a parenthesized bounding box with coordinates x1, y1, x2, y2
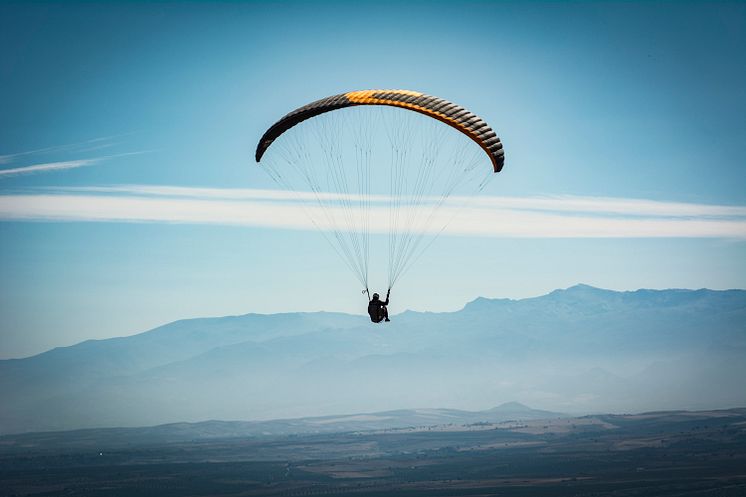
(1, 285, 744, 434)
(6, 283, 745, 362)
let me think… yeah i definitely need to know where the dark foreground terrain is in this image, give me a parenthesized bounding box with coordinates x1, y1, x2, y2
(2, 408, 745, 497)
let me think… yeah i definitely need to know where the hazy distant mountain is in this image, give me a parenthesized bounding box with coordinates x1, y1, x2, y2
(0, 402, 564, 451)
(1, 285, 744, 434)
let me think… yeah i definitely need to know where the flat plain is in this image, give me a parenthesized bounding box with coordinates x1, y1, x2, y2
(2, 408, 746, 496)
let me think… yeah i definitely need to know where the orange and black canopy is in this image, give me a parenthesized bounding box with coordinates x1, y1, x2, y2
(255, 89, 504, 173)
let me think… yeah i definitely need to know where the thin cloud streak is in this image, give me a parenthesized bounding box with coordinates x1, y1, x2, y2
(1, 188, 745, 239)
(465, 195, 746, 218)
(0, 159, 101, 178)
(48, 185, 746, 218)
(0, 133, 137, 165)
(50, 185, 391, 203)
(0, 152, 150, 179)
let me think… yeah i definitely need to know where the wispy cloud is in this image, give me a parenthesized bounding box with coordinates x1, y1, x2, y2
(47, 186, 746, 218)
(0, 186, 744, 239)
(0, 159, 101, 178)
(463, 195, 746, 218)
(0, 152, 149, 179)
(47, 185, 364, 202)
(0, 134, 146, 178)
(0, 135, 123, 165)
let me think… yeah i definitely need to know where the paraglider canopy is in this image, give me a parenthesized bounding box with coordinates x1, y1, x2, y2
(256, 89, 504, 172)
(255, 89, 504, 292)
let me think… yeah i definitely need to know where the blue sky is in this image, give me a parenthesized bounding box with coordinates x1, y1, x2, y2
(1, 1, 745, 358)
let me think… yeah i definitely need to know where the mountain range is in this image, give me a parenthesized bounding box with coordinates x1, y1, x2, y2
(0, 401, 563, 452)
(1, 284, 744, 435)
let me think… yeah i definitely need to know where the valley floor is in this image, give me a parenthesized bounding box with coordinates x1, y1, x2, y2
(2, 409, 745, 496)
